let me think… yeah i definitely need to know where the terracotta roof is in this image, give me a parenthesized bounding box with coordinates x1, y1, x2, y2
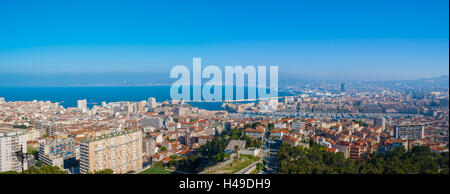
(244, 128, 264, 133)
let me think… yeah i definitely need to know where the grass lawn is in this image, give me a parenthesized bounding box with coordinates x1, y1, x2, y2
(208, 155, 260, 174)
(138, 167, 173, 174)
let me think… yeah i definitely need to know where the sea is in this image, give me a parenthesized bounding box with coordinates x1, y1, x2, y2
(0, 86, 291, 111)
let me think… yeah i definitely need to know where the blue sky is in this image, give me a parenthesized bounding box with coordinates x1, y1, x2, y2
(0, 0, 448, 81)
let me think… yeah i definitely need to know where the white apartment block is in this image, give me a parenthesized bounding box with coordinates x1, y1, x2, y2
(0, 128, 28, 172)
(148, 97, 157, 109)
(77, 99, 87, 110)
(394, 124, 424, 140)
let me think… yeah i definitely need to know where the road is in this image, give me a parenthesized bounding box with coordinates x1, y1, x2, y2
(261, 131, 281, 174)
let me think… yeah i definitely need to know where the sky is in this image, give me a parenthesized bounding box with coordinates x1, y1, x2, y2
(0, 0, 448, 83)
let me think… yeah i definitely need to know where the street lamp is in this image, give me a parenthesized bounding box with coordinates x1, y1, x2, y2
(12, 145, 29, 173)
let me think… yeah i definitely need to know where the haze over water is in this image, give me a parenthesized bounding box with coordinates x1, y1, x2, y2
(0, 86, 290, 111)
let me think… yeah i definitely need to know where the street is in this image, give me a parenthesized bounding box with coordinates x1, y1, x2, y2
(261, 131, 281, 174)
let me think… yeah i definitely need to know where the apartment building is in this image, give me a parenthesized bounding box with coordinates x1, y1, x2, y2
(38, 137, 76, 168)
(244, 127, 265, 140)
(394, 124, 424, 140)
(0, 128, 28, 172)
(349, 144, 367, 161)
(292, 121, 306, 131)
(140, 116, 164, 129)
(80, 129, 143, 174)
(336, 141, 351, 159)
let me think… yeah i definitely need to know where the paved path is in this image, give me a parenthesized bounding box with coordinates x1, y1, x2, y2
(135, 165, 153, 174)
(234, 159, 261, 174)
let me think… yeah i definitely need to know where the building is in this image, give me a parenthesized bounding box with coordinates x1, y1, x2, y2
(148, 97, 157, 109)
(360, 104, 384, 113)
(198, 136, 214, 145)
(0, 128, 28, 172)
(336, 141, 351, 159)
(292, 121, 306, 132)
(274, 122, 287, 129)
(127, 103, 136, 113)
(349, 145, 366, 161)
(38, 138, 76, 168)
(25, 129, 41, 142)
(320, 140, 332, 148)
(80, 129, 143, 174)
(225, 140, 246, 154)
(140, 116, 164, 129)
(282, 135, 299, 147)
(149, 132, 163, 144)
(174, 106, 190, 116)
(374, 117, 386, 131)
(137, 102, 146, 113)
(270, 129, 289, 139)
(239, 148, 261, 156)
(377, 139, 408, 154)
(243, 127, 265, 140)
(142, 135, 156, 165)
(394, 125, 424, 140)
(283, 96, 295, 105)
(77, 99, 87, 110)
(125, 120, 140, 130)
(142, 136, 156, 157)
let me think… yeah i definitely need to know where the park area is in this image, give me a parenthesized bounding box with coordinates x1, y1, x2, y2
(207, 155, 260, 174)
(138, 167, 173, 174)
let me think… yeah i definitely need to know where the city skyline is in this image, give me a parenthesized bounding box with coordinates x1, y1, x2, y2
(0, 1, 448, 192)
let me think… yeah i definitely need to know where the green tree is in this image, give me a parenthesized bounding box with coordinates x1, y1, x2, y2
(277, 143, 444, 174)
(252, 122, 262, 129)
(93, 169, 114, 174)
(23, 165, 68, 174)
(27, 147, 39, 155)
(0, 171, 19, 174)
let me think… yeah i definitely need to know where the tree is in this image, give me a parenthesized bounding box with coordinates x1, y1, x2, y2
(23, 165, 68, 174)
(252, 122, 262, 129)
(93, 169, 114, 174)
(13, 125, 28, 129)
(0, 171, 18, 174)
(27, 146, 39, 156)
(256, 162, 263, 171)
(213, 152, 226, 163)
(153, 161, 164, 168)
(277, 143, 445, 174)
(34, 160, 44, 167)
